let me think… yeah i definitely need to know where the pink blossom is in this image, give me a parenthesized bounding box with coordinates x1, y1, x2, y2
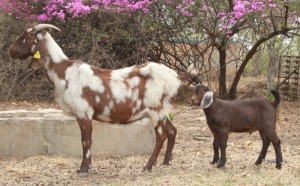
(38, 14, 50, 21)
(235, 12, 244, 19)
(0, 0, 298, 35)
(269, 4, 276, 8)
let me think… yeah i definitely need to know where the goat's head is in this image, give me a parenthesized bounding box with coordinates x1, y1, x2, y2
(191, 84, 214, 108)
(9, 23, 60, 60)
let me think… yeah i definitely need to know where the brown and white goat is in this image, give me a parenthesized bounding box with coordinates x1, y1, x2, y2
(8, 23, 198, 176)
(191, 84, 283, 169)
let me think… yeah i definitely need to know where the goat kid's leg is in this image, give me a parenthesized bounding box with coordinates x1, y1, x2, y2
(255, 130, 270, 166)
(217, 134, 228, 168)
(273, 141, 283, 169)
(76, 118, 93, 176)
(268, 132, 283, 169)
(143, 121, 167, 171)
(211, 136, 220, 165)
(163, 118, 177, 165)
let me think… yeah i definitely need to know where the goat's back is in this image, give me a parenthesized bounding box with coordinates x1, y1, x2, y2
(207, 98, 277, 133)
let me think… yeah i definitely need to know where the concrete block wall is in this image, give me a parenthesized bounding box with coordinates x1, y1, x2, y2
(0, 109, 155, 157)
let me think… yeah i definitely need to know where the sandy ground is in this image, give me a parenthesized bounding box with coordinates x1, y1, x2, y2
(0, 100, 299, 186)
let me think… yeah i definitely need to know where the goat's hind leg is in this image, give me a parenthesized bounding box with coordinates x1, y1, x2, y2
(143, 120, 167, 171)
(76, 118, 93, 177)
(268, 131, 283, 169)
(163, 118, 177, 165)
(273, 140, 283, 169)
(255, 130, 270, 166)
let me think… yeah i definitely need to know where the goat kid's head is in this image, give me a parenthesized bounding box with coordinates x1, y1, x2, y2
(9, 23, 60, 69)
(191, 84, 214, 109)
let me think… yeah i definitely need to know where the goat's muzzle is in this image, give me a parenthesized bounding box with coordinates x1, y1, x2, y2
(9, 50, 26, 59)
(8, 46, 31, 60)
(8, 49, 19, 59)
(190, 97, 200, 107)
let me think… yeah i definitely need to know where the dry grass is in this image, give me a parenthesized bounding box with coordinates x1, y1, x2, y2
(0, 101, 299, 186)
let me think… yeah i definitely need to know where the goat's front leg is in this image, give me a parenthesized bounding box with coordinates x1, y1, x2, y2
(217, 134, 228, 168)
(143, 121, 167, 171)
(76, 118, 93, 177)
(211, 137, 220, 165)
(163, 118, 177, 165)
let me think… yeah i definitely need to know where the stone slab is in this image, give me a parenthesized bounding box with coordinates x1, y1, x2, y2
(0, 110, 155, 157)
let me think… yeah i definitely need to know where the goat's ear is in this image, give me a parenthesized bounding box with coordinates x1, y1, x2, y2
(200, 91, 214, 108)
(28, 58, 43, 70)
(28, 50, 47, 70)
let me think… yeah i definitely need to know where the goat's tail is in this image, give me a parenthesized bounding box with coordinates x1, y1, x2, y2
(178, 64, 198, 81)
(271, 89, 280, 108)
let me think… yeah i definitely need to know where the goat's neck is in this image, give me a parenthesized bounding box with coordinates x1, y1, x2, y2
(36, 31, 68, 69)
(203, 97, 218, 118)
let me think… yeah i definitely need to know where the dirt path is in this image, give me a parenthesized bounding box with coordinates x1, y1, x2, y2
(0, 101, 299, 186)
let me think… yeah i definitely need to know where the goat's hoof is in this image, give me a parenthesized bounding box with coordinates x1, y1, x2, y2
(77, 166, 89, 177)
(163, 158, 172, 165)
(210, 160, 218, 165)
(255, 159, 263, 165)
(163, 161, 171, 165)
(255, 161, 262, 166)
(77, 169, 88, 177)
(78, 172, 88, 177)
(142, 162, 154, 172)
(276, 164, 282, 170)
(217, 163, 225, 168)
(142, 166, 152, 172)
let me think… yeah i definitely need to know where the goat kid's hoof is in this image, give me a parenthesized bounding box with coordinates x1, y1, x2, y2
(275, 164, 282, 170)
(255, 161, 262, 166)
(210, 160, 218, 165)
(217, 163, 225, 168)
(255, 159, 263, 166)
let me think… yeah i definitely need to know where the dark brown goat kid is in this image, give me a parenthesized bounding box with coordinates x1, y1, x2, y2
(191, 84, 283, 169)
(9, 23, 198, 177)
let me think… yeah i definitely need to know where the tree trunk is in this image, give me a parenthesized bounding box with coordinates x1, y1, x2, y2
(228, 29, 290, 99)
(218, 48, 228, 99)
(267, 38, 277, 90)
(252, 49, 262, 76)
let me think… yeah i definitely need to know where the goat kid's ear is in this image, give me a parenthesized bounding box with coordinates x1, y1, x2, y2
(200, 91, 214, 109)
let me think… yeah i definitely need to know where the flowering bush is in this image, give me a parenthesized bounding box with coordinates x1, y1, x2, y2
(1, 1, 298, 36)
(0, 1, 285, 20)
(1, 0, 299, 99)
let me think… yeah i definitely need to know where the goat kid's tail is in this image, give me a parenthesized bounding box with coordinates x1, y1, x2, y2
(178, 64, 198, 81)
(271, 89, 280, 108)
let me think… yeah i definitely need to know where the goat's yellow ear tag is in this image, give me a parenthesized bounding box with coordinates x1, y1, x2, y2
(34, 51, 41, 59)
